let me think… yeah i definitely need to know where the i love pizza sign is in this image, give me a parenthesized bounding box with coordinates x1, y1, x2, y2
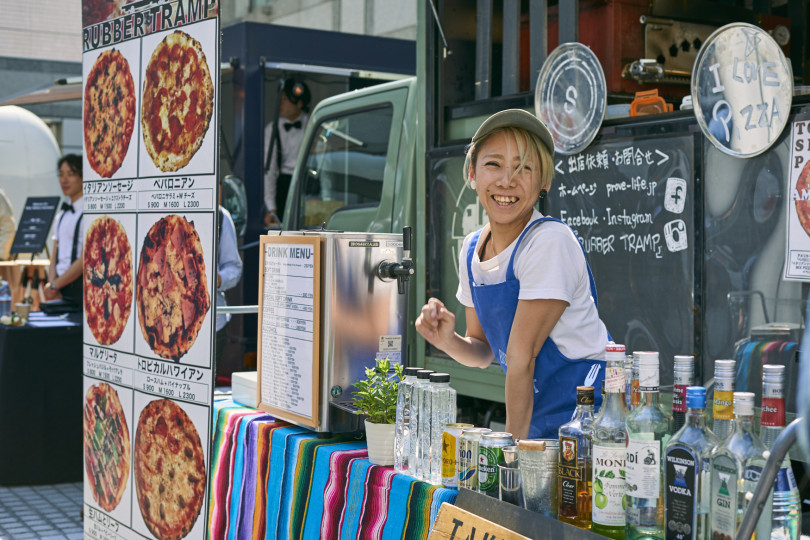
(80, 2, 220, 539)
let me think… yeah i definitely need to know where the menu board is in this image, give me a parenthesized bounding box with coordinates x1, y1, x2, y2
(9, 196, 60, 255)
(80, 2, 219, 539)
(257, 235, 322, 428)
(548, 133, 695, 386)
(784, 120, 810, 281)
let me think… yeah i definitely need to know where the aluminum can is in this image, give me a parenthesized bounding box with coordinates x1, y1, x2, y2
(441, 423, 473, 487)
(457, 427, 491, 491)
(477, 432, 514, 495)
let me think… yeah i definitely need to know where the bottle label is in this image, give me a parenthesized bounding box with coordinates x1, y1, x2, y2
(592, 444, 626, 526)
(673, 371, 693, 386)
(761, 396, 785, 427)
(638, 364, 659, 392)
(774, 465, 798, 492)
(712, 390, 734, 421)
(672, 384, 687, 413)
(710, 455, 737, 539)
(664, 446, 697, 540)
(559, 436, 582, 512)
(631, 378, 641, 407)
(626, 438, 661, 499)
(605, 366, 624, 393)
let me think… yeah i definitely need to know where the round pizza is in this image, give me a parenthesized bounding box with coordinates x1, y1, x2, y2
(141, 30, 214, 172)
(796, 160, 810, 237)
(137, 215, 209, 360)
(134, 399, 205, 540)
(85, 216, 133, 345)
(84, 48, 136, 178)
(82, 0, 124, 27)
(84, 382, 130, 512)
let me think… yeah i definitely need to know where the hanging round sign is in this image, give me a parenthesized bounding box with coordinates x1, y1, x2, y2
(691, 22, 793, 158)
(535, 42, 607, 155)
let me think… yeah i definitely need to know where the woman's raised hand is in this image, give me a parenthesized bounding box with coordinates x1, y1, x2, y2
(415, 297, 456, 350)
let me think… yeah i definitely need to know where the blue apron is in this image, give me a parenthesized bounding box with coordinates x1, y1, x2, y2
(467, 217, 606, 439)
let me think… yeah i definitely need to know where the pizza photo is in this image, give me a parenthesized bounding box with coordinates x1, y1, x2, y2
(141, 29, 214, 172)
(85, 216, 133, 345)
(82, 0, 124, 27)
(796, 160, 810, 237)
(137, 215, 210, 361)
(84, 382, 130, 512)
(134, 399, 205, 540)
(84, 48, 136, 178)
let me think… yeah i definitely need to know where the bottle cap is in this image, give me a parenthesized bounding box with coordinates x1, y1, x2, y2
(714, 359, 736, 378)
(429, 372, 450, 383)
(404, 366, 421, 376)
(762, 364, 785, 384)
(685, 386, 706, 409)
(417, 369, 434, 380)
(576, 386, 595, 405)
(733, 392, 755, 416)
(636, 351, 659, 366)
(605, 343, 626, 360)
(673, 355, 695, 369)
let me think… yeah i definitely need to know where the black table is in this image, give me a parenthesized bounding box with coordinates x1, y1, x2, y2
(0, 321, 82, 485)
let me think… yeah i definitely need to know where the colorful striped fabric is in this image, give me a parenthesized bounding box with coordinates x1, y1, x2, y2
(208, 399, 458, 540)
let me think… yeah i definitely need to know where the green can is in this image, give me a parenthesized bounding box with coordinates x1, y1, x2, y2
(477, 432, 513, 495)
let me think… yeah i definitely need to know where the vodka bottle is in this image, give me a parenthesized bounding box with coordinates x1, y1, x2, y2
(711, 359, 735, 442)
(631, 352, 641, 410)
(625, 355, 634, 409)
(558, 385, 596, 529)
(592, 344, 628, 539)
(672, 356, 695, 433)
(408, 369, 433, 480)
(664, 386, 718, 540)
(625, 351, 672, 540)
(427, 373, 456, 485)
(710, 392, 769, 540)
(760, 364, 801, 540)
(394, 366, 420, 474)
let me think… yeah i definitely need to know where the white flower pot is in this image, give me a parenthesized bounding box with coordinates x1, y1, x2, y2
(364, 419, 395, 466)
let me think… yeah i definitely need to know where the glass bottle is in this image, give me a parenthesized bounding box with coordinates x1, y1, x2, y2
(664, 386, 718, 540)
(408, 369, 433, 480)
(631, 352, 641, 410)
(592, 344, 628, 539)
(711, 359, 735, 442)
(394, 366, 420, 474)
(710, 392, 769, 540)
(672, 355, 695, 434)
(427, 372, 456, 485)
(558, 385, 596, 529)
(625, 355, 634, 409)
(760, 364, 801, 540)
(625, 351, 672, 540)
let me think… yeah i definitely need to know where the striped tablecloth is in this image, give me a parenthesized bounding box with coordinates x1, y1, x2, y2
(208, 398, 458, 540)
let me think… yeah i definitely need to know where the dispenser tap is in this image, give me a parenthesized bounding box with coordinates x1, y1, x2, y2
(377, 227, 414, 294)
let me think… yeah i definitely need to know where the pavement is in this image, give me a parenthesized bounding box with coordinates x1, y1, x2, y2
(0, 483, 83, 539)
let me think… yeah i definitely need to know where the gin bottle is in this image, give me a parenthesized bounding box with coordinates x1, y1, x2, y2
(408, 369, 433, 480)
(558, 386, 596, 529)
(711, 359, 735, 442)
(672, 356, 695, 433)
(592, 344, 628, 539)
(625, 351, 672, 540)
(630, 352, 641, 410)
(710, 392, 768, 540)
(664, 386, 718, 540)
(760, 364, 801, 540)
(427, 372, 456, 485)
(394, 366, 420, 474)
(625, 355, 634, 409)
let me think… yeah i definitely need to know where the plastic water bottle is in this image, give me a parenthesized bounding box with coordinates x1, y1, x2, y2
(0, 281, 11, 317)
(408, 369, 433, 480)
(427, 373, 456, 485)
(417, 371, 437, 481)
(394, 367, 420, 474)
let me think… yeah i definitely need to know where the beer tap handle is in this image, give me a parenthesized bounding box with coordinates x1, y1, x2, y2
(402, 226, 411, 260)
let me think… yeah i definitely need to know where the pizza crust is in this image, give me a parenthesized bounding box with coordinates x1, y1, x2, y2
(84, 383, 130, 512)
(141, 30, 214, 172)
(796, 160, 810, 237)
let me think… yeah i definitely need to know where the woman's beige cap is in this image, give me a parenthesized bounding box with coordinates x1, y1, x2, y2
(472, 109, 555, 158)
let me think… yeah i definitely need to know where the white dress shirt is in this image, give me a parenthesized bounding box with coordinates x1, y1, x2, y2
(216, 206, 243, 331)
(53, 197, 84, 276)
(263, 111, 309, 211)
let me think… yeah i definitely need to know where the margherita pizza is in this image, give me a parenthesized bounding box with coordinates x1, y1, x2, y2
(82, 0, 123, 27)
(85, 216, 133, 345)
(141, 30, 214, 172)
(84, 383, 130, 512)
(796, 160, 810, 236)
(137, 215, 209, 360)
(84, 48, 136, 178)
(134, 399, 205, 540)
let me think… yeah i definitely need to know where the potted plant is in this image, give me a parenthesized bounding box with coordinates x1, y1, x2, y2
(352, 356, 404, 465)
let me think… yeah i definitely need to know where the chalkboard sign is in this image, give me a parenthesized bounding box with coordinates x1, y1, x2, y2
(548, 132, 696, 386)
(10, 197, 61, 255)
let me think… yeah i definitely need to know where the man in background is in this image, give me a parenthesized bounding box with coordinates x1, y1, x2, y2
(263, 78, 311, 226)
(45, 154, 84, 306)
(216, 196, 243, 367)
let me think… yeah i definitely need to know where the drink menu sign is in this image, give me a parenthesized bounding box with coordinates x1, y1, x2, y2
(80, 2, 219, 539)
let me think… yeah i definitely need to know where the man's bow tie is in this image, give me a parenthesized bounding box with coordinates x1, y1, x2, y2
(61, 202, 74, 213)
(284, 120, 302, 132)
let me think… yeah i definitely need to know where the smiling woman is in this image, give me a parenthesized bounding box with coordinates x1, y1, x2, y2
(415, 109, 610, 440)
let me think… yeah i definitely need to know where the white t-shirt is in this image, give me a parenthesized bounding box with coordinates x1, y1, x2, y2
(53, 197, 84, 276)
(456, 210, 607, 360)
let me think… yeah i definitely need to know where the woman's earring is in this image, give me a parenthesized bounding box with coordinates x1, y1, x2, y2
(539, 188, 548, 199)
(470, 179, 477, 190)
